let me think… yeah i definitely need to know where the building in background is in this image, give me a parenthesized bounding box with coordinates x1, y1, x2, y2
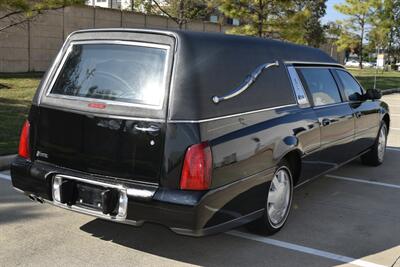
(86, 0, 131, 10)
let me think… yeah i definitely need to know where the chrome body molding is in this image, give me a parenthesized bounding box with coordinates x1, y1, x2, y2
(39, 103, 166, 123)
(44, 198, 144, 227)
(286, 66, 310, 108)
(167, 103, 298, 123)
(52, 174, 129, 221)
(212, 61, 280, 104)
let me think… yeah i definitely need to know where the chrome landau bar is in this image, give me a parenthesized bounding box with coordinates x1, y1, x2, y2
(212, 61, 280, 104)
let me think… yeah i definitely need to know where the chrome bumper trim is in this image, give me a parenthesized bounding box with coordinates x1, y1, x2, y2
(52, 174, 129, 222)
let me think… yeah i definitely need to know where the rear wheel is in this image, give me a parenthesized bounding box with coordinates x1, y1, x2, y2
(247, 160, 293, 235)
(361, 122, 387, 166)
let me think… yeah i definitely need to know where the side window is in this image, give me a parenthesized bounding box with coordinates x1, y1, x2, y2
(297, 68, 342, 107)
(336, 70, 363, 101)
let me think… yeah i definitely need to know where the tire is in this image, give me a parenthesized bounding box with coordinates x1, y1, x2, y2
(361, 121, 388, 166)
(246, 160, 294, 235)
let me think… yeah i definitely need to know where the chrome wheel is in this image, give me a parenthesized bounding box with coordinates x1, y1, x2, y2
(377, 125, 387, 162)
(267, 167, 292, 228)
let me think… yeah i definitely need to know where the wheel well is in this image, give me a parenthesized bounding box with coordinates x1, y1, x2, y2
(283, 150, 302, 185)
(383, 114, 390, 133)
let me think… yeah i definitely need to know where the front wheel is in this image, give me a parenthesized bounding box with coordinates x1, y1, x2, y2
(247, 161, 293, 235)
(361, 122, 387, 166)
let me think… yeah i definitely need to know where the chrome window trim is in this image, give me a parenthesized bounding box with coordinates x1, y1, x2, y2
(44, 40, 172, 110)
(167, 103, 298, 123)
(312, 101, 349, 110)
(284, 61, 344, 68)
(286, 66, 310, 108)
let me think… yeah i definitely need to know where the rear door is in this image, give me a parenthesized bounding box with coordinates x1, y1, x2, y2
(333, 69, 380, 152)
(297, 67, 355, 168)
(34, 33, 174, 184)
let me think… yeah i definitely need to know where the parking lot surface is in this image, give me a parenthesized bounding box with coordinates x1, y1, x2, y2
(1, 95, 400, 267)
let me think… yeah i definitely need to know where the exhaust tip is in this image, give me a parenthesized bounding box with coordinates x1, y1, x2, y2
(28, 194, 36, 202)
(27, 194, 44, 203)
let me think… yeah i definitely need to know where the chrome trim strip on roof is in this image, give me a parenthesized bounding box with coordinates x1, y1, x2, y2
(284, 61, 344, 68)
(168, 103, 298, 123)
(44, 40, 171, 110)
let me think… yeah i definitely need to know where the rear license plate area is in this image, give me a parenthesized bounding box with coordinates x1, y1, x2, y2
(75, 183, 105, 211)
(52, 175, 128, 220)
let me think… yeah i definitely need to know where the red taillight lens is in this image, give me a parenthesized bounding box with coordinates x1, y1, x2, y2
(18, 120, 30, 160)
(180, 142, 213, 190)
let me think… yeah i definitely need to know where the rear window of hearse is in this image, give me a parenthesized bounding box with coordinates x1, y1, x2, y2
(50, 43, 168, 107)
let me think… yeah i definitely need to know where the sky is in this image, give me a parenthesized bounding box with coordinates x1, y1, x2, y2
(322, 0, 347, 23)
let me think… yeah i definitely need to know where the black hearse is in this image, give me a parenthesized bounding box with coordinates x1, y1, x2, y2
(11, 29, 390, 236)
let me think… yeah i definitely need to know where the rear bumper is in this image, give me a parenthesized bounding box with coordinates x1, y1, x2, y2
(11, 157, 272, 236)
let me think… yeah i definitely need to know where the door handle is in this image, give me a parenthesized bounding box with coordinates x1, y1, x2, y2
(134, 124, 160, 134)
(355, 111, 362, 118)
(321, 118, 331, 126)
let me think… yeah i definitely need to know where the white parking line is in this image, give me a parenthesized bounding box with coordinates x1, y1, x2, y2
(326, 174, 400, 189)
(227, 231, 386, 267)
(0, 173, 10, 180)
(387, 147, 400, 152)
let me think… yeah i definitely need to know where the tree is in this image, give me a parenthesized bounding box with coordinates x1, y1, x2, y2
(217, 0, 326, 46)
(217, 0, 291, 38)
(136, 0, 210, 29)
(334, 0, 376, 68)
(303, 0, 327, 47)
(368, 0, 400, 66)
(0, 0, 84, 32)
(279, 0, 327, 46)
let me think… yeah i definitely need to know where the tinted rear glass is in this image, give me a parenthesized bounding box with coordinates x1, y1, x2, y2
(50, 43, 168, 107)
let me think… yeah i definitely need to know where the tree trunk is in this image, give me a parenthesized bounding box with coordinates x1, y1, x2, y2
(359, 19, 365, 69)
(179, 0, 184, 29)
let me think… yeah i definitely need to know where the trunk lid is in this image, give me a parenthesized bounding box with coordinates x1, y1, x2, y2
(32, 31, 175, 184)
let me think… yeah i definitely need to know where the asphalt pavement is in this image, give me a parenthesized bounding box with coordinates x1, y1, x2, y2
(1, 95, 400, 267)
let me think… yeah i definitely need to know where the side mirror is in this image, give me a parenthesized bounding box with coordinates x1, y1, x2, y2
(365, 89, 382, 100)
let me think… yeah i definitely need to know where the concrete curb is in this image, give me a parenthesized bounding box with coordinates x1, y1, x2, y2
(0, 154, 16, 171)
(382, 88, 400, 95)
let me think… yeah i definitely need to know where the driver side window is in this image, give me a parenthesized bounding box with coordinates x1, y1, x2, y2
(336, 70, 363, 101)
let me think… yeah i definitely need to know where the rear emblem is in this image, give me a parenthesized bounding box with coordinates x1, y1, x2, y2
(88, 102, 107, 109)
(36, 151, 49, 159)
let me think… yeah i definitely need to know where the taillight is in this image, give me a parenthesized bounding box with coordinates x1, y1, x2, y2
(18, 120, 30, 160)
(180, 142, 213, 190)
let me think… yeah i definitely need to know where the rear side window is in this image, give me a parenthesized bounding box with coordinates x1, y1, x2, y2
(50, 42, 169, 108)
(298, 68, 342, 106)
(336, 70, 363, 101)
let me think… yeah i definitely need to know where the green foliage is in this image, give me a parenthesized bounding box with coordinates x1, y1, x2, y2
(0, 0, 84, 32)
(334, 0, 377, 67)
(217, 0, 326, 47)
(133, 0, 210, 28)
(368, 0, 400, 63)
(303, 0, 327, 47)
(217, 0, 292, 38)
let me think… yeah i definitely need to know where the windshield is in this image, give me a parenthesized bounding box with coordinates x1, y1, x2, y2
(50, 42, 168, 107)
